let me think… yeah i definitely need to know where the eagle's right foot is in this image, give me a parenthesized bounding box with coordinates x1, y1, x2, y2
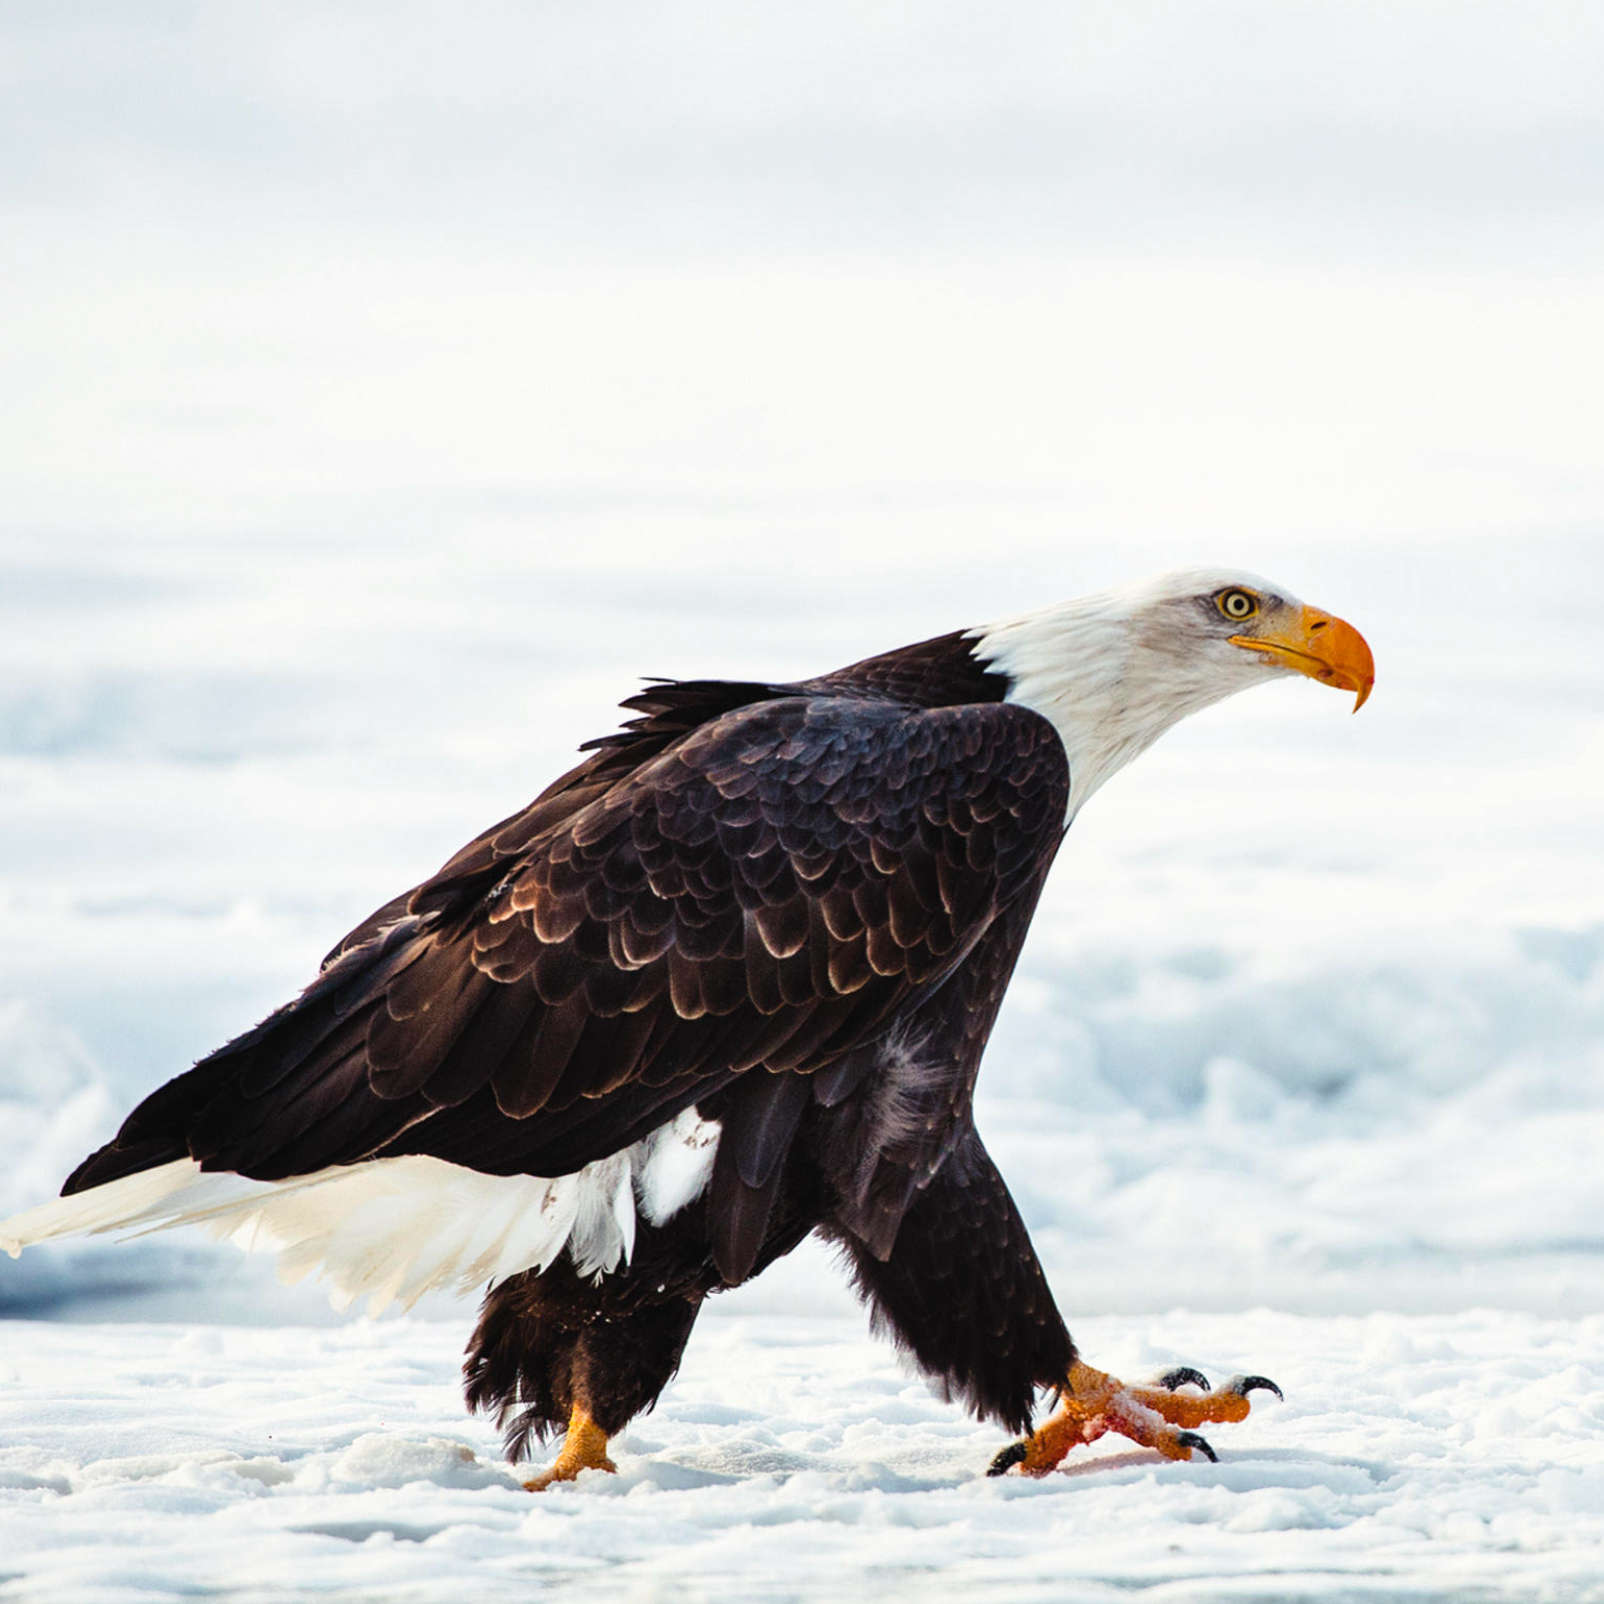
(522, 1405, 617, 1491)
(987, 1360, 1281, 1476)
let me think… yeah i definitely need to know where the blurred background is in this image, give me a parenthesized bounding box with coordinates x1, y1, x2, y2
(2, 1, 1601, 1323)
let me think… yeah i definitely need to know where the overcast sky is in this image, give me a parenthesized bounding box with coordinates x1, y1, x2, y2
(2, 3, 1601, 586)
(6, 2, 1603, 259)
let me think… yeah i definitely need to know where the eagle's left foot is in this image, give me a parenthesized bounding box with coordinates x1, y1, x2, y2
(987, 1360, 1281, 1477)
(522, 1405, 617, 1491)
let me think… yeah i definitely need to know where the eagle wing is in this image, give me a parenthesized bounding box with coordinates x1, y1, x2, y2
(65, 683, 1069, 1276)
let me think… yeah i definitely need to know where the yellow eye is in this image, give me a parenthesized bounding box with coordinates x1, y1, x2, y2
(1217, 588, 1258, 622)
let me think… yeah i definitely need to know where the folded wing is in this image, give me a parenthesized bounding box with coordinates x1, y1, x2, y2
(57, 678, 1069, 1284)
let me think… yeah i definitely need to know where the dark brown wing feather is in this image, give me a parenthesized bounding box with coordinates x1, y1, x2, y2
(65, 670, 1068, 1224)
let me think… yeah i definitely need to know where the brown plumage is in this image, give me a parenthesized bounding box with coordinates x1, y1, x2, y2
(6, 572, 1374, 1482)
(63, 633, 1066, 1312)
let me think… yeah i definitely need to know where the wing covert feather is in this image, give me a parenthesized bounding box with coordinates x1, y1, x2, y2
(67, 688, 1068, 1194)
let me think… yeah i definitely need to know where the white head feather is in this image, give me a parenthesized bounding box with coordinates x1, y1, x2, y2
(970, 568, 1311, 819)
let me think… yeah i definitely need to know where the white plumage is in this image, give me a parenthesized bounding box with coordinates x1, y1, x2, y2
(973, 568, 1294, 818)
(0, 1108, 722, 1315)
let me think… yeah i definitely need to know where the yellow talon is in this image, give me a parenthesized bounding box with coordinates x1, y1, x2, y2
(522, 1405, 617, 1491)
(989, 1360, 1280, 1477)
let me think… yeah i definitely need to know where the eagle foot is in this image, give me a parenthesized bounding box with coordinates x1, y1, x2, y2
(522, 1406, 617, 1491)
(987, 1360, 1281, 1477)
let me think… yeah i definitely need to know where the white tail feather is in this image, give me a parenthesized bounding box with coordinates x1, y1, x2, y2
(0, 1110, 722, 1314)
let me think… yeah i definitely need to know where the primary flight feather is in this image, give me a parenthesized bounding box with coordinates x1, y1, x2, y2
(2, 569, 1373, 1485)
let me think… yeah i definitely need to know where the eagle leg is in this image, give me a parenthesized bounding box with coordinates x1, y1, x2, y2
(987, 1361, 1281, 1477)
(522, 1405, 617, 1492)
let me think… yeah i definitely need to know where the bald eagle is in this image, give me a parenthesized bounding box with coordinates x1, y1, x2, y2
(2, 570, 1372, 1486)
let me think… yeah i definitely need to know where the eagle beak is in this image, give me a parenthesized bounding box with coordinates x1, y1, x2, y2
(1231, 605, 1375, 712)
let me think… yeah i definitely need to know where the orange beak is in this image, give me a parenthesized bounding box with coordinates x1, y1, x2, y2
(1231, 604, 1375, 711)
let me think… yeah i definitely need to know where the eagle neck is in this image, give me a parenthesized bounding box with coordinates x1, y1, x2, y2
(968, 596, 1222, 820)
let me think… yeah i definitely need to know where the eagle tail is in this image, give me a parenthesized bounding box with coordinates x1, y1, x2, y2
(1, 1159, 208, 1259)
(1, 1115, 717, 1317)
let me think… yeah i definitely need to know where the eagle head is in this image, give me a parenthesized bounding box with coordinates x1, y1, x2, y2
(972, 568, 1375, 816)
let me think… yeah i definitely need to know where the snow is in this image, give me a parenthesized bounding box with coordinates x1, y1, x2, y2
(3, 1307, 1604, 1602)
(5, 3, 1604, 1598)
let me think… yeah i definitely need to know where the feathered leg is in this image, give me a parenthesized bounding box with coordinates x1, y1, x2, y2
(833, 1127, 1279, 1472)
(830, 1127, 1075, 1436)
(464, 1266, 702, 1484)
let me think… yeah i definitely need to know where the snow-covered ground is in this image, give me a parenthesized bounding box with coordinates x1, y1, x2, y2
(4, 4, 1604, 1599)
(4, 1307, 1604, 1604)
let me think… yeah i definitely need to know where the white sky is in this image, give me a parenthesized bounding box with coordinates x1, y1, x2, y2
(3, 2, 1602, 547)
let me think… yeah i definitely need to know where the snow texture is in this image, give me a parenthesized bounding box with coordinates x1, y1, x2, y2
(3, 1307, 1604, 1603)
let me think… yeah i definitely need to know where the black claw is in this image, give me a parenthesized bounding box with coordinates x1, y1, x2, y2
(1157, 1366, 1211, 1393)
(1227, 1374, 1284, 1401)
(987, 1441, 1029, 1477)
(1174, 1431, 1218, 1464)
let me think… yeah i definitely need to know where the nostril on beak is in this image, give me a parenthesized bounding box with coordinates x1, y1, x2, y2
(1308, 618, 1328, 633)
